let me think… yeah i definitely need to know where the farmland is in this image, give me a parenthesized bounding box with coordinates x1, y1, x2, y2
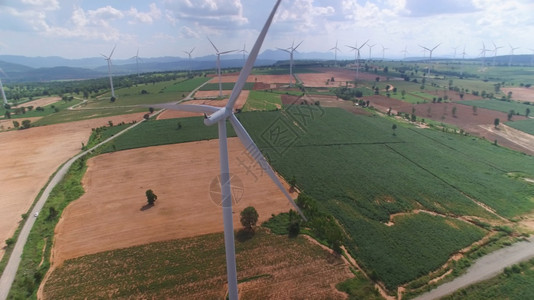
(458, 99, 532, 115)
(242, 90, 282, 111)
(43, 229, 354, 299)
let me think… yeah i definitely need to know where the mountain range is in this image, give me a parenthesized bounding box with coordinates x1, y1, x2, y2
(0, 50, 532, 83)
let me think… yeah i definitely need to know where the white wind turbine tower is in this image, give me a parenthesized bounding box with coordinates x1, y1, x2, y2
(479, 42, 489, 67)
(184, 47, 195, 74)
(367, 43, 376, 62)
(149, 2, 304, 299)
(381, 45, 388, 61)
(330, 40, 341, 67)
(239, 43, 248, 66)
(101, 45, 116, 99)
(460, 46, 467, 76)
(0, 69, 8, 106)
(508, 44, 519, 67)
(419, 43, 440, 76)
(452, 46, 458, 59)
(208, 38, 237, 98)
(278, 40, 302, 87)
(401, 45, 408, 60)
(131, 48, 141, 77)
(346, 40, 368, 80)
(492, 42, 503, 66)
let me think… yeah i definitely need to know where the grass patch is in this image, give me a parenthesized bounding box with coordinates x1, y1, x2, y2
(336, 272, 382, 300)
(242, 90, 282, 112)
(33, 106, 145, 126)
(198, 82, 255, 91)
(506, 118, 534, 135)
(458, 99, 532, 115)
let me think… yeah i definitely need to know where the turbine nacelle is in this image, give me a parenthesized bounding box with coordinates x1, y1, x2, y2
(204, 107, 229, 126)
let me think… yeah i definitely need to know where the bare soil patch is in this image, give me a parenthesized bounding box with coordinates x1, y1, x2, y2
(0, 112, 145, 259)
(502, 87, 534, 103)
(156, 91, 249, 120)
(13, 97, 61, 108)
(51, 138, 296, 267)
(0, 116, 42, 131)
(298, 68, 395, 88)
(471, 124, 534, 155)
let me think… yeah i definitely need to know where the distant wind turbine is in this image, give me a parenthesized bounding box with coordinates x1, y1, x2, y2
(208, 38, 237, 98)
(346, 40, 368, 80)
(401, 46, 408, 60)
(184, 47, 195, 73)
(367, 43, 376, 61)
(479, 42, 490, 67)
(101, 45, 116, 99)
(508, 44, 519, 67)
(381, 45, 388, 61)
(278, 40, 302, 87)
(149, 2, 304, 300)
(239, 43, 248, 66)
(419, 43, 440, 76)
(131, 48, 141, 77)
(330, 40, 341, 67)
(461, 46, 467, 76)
(0, 69, 8, 106)
(492, 42, 503, 66)
(452, 46, 458, 59)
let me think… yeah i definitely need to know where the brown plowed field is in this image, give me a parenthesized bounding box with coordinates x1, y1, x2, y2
(0, 113, 145, 259)
(298, 68, 398, 87)
(502, 87, 534, 103)
(12, 97, 61, 108)
(156, 90, 249, 120)
(51, 138, 296, 267)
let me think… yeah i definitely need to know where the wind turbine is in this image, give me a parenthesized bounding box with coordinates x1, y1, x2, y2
(149, 2, 304, 299)
(101, 45, 116, 99)
(508, 44, 519, 67)
(419, 43, 440, 76)
(367, 43, 376, 61)
(330, 40, 341, 67)
(479, 42, 489, 67)
(208, 38, 237, 98)
(346, 40, 368, 80)
(239, 43, 248, 66)
(401, 46, 408, 60)
(184, 47, 195, 74)
(381, 45, 388, 61)
(492, 42, 503, 66)
(461, 46, 467, 76)
(131, 48, 141, 77)
(0, 69, 8, 106)
(278, 40, 302, 87)
(452, 46, 458, 59)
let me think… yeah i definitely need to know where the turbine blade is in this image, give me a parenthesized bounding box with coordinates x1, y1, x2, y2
(294, 41, 303, 50)
(229, 114, 306, 220)
(147, 103, 219, 114)
(208, 37, 219, 53)
(225, 0, 282, 111)
(220, 50, 237, 55)
(359, 40, 369, 49)
(110, 45, 116, 58)
(277, 48, 291, 53)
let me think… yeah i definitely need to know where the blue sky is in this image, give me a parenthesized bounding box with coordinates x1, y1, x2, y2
(0, 0, 533, 60)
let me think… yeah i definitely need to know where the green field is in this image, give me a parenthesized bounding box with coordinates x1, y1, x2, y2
(235, 107, 534, 288)
(242, 90, 282, 111)
(459, 99, 532, 115)
(198, 82, 255, 91)
(2, 97, 82, 121)
(507, 118, 534, 135)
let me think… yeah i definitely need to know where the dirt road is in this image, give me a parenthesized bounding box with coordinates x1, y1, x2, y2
(415, 236, 534, 300)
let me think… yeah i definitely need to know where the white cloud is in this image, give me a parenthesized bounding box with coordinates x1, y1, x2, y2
(277, 0, 335, 33)
(128, 3, 162, 24)
(164, 0, 248, 29)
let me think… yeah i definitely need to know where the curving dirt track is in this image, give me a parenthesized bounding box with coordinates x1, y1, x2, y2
(0, 113, 145, 260)
(50, 138, 296, 267)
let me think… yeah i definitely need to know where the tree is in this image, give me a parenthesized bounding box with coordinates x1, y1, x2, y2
(288, 175, 297, 190)
(12, 120, 20, 128)
(240, 206, 259, 232)
(401, 90, 406, 99)
(452, 106, 457, 118)
(146, 189, 157, 205)
(473, 105, 478, 115)
(494, 118, 500, 128)
(392, 124, 397, 136)
(21, 119, 31, 129)
(526, 107, 530, 118)
(149, 107, 154, 114)
(508, 110, 514, 121)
